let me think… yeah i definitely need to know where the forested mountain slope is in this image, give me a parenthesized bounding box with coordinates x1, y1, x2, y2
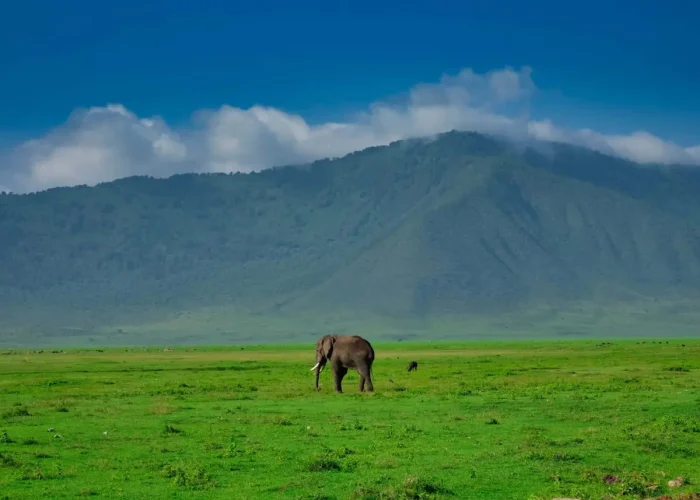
(2, 131, 699, 345)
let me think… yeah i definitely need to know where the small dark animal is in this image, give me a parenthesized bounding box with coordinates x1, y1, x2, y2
(407, 361, 418, 372)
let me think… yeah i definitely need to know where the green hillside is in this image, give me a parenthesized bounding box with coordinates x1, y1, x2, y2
(1, 131, 700, 346)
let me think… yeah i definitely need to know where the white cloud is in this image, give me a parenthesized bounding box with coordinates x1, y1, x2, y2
(527, 120, 700, 165)
(6, 104, 190, 192)
(1, 65, 699, 193)
(687, 145, 700, 161)
(605, 131, 695, 165)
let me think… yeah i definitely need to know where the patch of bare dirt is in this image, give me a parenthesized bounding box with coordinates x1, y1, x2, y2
(668, 477, 686, 488)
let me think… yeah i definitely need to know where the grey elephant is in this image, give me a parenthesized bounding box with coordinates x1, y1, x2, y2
(309, 334, 375, 393)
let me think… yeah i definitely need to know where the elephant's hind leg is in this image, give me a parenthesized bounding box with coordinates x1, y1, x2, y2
(358, 365, 373, 392)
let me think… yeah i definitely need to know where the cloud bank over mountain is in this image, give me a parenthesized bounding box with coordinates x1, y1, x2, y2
(2, 66, 699, 193)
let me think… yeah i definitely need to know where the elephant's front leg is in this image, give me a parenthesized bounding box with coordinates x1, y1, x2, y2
(333, 365, 348, 393)
(359, 374, 366, 392)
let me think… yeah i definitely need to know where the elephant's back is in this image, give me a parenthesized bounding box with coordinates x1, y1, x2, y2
(345, 335, 375, 358)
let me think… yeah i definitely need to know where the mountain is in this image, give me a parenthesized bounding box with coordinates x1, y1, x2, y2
(2, 131, 700, 346)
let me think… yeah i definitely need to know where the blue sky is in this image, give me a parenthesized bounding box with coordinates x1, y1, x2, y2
(1, 0, 699, 192)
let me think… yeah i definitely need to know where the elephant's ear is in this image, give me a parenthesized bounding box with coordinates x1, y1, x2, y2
(321, 335, 335, 360)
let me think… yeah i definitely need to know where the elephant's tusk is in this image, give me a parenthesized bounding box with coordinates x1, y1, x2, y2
(310, 362, 320, 371)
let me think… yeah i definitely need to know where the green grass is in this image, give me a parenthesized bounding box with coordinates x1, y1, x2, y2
(1, 340, 699, 499)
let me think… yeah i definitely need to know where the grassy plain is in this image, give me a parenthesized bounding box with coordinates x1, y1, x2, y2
(1, 340, 699, 499)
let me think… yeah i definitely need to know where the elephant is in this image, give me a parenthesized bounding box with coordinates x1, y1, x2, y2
(407, 360, 418, 372)
(309, 334, 375, 393)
